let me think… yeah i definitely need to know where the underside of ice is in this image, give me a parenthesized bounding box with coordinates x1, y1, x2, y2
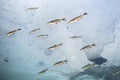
(0, 0, 120, 80)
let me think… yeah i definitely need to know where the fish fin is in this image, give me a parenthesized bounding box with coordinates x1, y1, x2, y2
(15, 28, 22, 31)
(80, 48, 83, 51)
(46, 68, 48, 71)
(59, 43, 63, 46)
(83, 12, 88, 15)
(92, 43, 96, 46)
(64, 59, 68, 63)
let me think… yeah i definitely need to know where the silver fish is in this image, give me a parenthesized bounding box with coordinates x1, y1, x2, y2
(38, 68, 48, 74)
(80, 43, 96, 51)
(82, 63, 96, 70)
(6, 28, 21, 36)
(53, 59, 68, 67)
(26, 7, 38, 11)
(68, 12, 88, 24)
(29, 28, 40, 34)
(112, 70, 120, 75)
(47, 18, 66, 24)
(36, 34, 48, 38)
(48, 43, 62, 51)
(69, 35, 82, 39)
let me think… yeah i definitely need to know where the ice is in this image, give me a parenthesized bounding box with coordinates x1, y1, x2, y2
(0, 0, 120, 80)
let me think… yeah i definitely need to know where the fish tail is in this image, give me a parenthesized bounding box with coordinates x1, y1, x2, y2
(93, 62, 96, 65)
(47, 22, 50, 24)
(61, 18, 66, 21)
(6, 33, 8, 36)
(92, 43, 96, 46)
(17, 28, 22, 31)
(83, 12, 88, 15)
(59, 43, 63, 46)
(64, 59, 68, 62)
(46, 68, 48, 70)
(37, 28, 40, 30)
(80, 48, 83, 51)
(38, 28, 40, 30)
(46, 34, 48, 36)
(29, 32, 32, 34)
(35, 7, 38, 9)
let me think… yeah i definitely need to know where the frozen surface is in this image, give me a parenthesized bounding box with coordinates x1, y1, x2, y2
(0, 0, 120, 80)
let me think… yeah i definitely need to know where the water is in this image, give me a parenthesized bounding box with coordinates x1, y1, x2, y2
(0, 0, 120, 80)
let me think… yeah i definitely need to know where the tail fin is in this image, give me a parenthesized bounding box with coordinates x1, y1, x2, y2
(92, 43, 96, 46)
(93, 62, 96, 65)
(80, 48, 82, 51)
(45, 34, 48, 36)
(83, 12, 88, 15)
(17, 28, 22, 31)
(59, 43, 63, 46)
(64, 59, 68, 62)
(38, 28, 40, 30)
(45, 68, 48, 71)
(36, 28, 40, 30)
(61, 18, 66, 21)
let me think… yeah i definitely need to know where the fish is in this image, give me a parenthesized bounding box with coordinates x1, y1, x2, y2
(80, 43, 96, 51)
(29, 28, 40, 34)
(6, 28, 22, 36)
(26, 7, 38, 11)
(36, 34, 48, 38)
(69, 35, 82, 39)
(112, 70, 120, 75)
(47, 18, 66, 24)
(82, 63, 96, 70)
(48, 43, 63, 51)
(38, 68, 48, 74)
(53, 59, 68, 67)
(68, 12, 88, 24)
